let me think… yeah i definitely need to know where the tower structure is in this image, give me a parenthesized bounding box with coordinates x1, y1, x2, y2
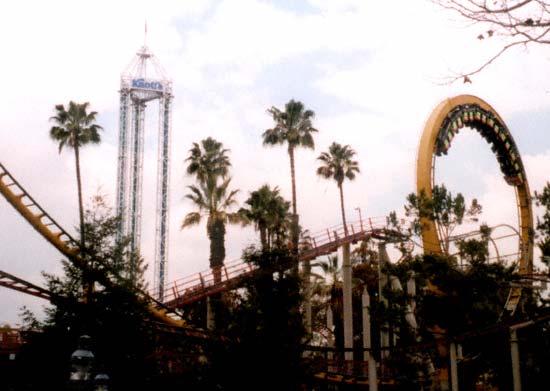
(116, 44, 172, 300)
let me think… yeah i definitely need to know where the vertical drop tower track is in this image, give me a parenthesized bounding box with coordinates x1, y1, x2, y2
(116, 45, 173, 300)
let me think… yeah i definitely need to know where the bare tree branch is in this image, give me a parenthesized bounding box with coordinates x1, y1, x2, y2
(433, 0, 550, 83)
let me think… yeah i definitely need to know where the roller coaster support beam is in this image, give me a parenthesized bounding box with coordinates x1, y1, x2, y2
(342, 242, 353, 361)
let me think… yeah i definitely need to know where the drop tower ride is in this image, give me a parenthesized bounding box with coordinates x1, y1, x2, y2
(116, 44, 172, 300)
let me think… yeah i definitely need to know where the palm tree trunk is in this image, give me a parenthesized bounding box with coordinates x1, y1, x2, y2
(289, 147, 311, 329)
(339, 183, 348, 236)
(74, 144, 93, 303)
(209, 218, 226, 284)
(288, 146, 297, 216)
(74, 144, 85, 248)
(259, 224, 268, 250)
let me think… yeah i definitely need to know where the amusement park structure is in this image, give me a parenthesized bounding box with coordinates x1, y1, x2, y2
(115, 44, 173, 300)
(0, 94, 537, 320)
(0, 94, 546, 389)
(416, 95, 534, 314)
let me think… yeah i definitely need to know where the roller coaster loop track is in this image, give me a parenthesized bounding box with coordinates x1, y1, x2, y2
(417, 94, 534, 315)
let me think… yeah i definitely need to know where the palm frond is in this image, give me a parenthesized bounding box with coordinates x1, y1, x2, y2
(226, 212, 247, 226)
(181, 212, 202, 229)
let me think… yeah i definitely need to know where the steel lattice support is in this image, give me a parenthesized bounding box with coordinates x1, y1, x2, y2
(127, 100, 146, 253)
(115, 89, 130, 244)
(154, 95, 172, 301)
(116, 45, 173, 297)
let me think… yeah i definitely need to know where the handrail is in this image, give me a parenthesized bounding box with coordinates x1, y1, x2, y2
(159, 216, 395, 309)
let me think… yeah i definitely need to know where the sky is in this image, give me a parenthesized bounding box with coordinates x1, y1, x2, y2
(1, 0, 550, 325)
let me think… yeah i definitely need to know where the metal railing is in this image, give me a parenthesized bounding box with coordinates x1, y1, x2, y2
(158, 216, 391, 308)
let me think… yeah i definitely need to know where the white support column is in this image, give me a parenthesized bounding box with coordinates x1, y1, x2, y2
(450, 341, 459, 391)
(327, 306, 335, 372)
(510, 329, 521, 391)
(362, 287, 377, 391)
(377, 243, 389, 363)
(342, 242, 353, 362)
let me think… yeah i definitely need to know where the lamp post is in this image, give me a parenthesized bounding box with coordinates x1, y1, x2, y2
(355, 207, 363, 231)
(94, 373, 110, 391)
(70, 335, 94, 390)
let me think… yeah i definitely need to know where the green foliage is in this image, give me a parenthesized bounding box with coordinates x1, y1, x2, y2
(403, 184, 482, 253)
(316, 142, 360, 186)
(263, 99, 318, 219)
(456, 224, 491, 267)
(182, 138, 243, 272)
(49, 101, 102, 249)
(316, 142, 360, 234)
(239, 184, 291, 250)
(535, 182, 550, 267)
(208, 247, 306, 390)
(185, 137, 231, 183)
(262, 99, 318, 152)
(398, 252, 550, 390)
(49, 102, 102, 152)
(12, 198, 157, 390)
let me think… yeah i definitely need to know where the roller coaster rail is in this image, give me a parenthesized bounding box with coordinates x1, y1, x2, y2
(0, 161, 187, 327)
(0, 162, 80, 258)
(158, 216, 401, 310)
(0, 270, 53, 301)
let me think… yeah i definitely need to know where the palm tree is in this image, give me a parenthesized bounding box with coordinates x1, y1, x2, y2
(313, 254, 341, 291)
(50, 101, 102, 249)
(262, 99, 318, 220)
(182, 138, 242, 280)
(182, 178, 242, 275)
(186, 137, 231, 182)
(317, 142, 360, 236)
(239, 184, 291, 250)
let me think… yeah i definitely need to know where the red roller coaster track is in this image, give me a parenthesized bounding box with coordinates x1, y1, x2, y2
(157, 216, 400, 310)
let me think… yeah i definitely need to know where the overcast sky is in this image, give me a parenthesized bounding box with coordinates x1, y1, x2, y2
(1, 0, 549, 325)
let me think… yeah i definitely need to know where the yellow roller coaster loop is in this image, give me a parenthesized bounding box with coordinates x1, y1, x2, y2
(417, 95, 533, 275)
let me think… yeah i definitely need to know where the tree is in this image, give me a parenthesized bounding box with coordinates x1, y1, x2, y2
(313, 254, 341, 289)
(186, 137, 231, 182)
(262, 99, 318, 247)
(239, 184, 291, 250)
(13, 197, 158, 390)
(456, 224, 492, 267)
(209, 246, 306, 390)
(182, 178, 242, 276)
(182, 138, 242, 279)
(433, 0, 550, 83)
(50, 101, 102, 250)
(535, 182, 550, 267)
(316, 142, 360, 236)
(404, 184, 482, 254)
